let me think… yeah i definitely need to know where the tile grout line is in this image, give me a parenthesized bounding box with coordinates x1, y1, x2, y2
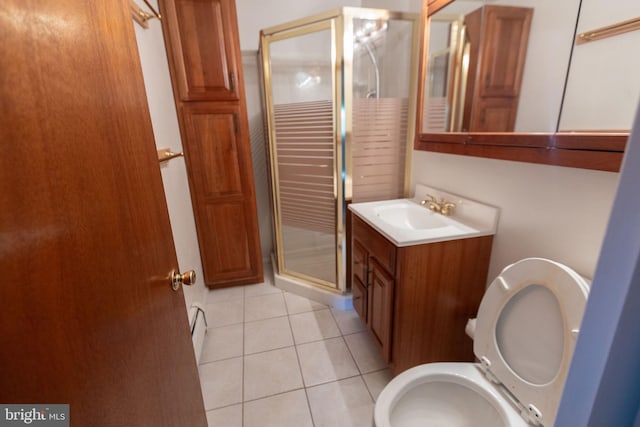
(328, 305, 391, 402)
(208, 281, 383, 426)
(285, 299, 317, 427)
(329, 309, 368, 377)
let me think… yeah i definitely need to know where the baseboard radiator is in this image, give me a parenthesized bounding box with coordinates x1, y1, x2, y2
(189, 303, 207, 364)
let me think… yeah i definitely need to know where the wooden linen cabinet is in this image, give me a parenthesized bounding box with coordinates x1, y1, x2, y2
(160, 0, 263, 287)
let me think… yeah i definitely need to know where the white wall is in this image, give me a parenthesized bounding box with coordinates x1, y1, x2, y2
(362, 0, 421, 13)
(559, 0, 640, 130)
(412, 151, 619, 282)
(236, 0, 361, 52)
(132, 5, 207, 346)
(242, 52, 274, 260)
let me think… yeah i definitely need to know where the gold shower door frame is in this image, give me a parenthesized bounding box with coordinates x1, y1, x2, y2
(261, 8, 420, 293)
(262, 16, 344, 292)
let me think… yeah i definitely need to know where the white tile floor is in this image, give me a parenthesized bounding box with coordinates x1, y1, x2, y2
(200, 269, 393, 427)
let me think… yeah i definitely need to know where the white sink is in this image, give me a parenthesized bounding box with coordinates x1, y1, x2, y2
(349, 184, 499, 247)
(373, 201, 450, 230)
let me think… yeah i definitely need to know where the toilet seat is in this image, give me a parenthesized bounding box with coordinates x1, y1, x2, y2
(474, 258, 589, 426)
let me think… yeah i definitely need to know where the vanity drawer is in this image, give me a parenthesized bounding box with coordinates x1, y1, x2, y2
(353, 215, 396, 274)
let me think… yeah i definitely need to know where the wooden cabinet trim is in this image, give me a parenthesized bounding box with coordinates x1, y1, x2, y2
(416, 135, 625, 172)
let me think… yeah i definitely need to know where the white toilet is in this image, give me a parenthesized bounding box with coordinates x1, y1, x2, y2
(374, 258, 590, 427)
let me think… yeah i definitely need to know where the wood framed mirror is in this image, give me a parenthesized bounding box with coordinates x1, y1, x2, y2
(415, 0, 637, 172)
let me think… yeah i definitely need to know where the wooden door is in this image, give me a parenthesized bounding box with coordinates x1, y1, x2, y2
(0, 1, 206, 426)
(161, 0, 240, 101)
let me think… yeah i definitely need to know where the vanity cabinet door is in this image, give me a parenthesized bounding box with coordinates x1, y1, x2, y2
(351, 215, 395, 363)
(368, 259, 395, 363)
(352, 276, 368, 322)
(352, 240, 368, 321)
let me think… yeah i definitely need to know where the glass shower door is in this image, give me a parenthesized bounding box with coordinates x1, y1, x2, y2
(350, 16, 416, 203)
(263, 22, 339, 288)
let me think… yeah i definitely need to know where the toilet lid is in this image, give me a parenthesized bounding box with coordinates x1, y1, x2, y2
(473, 258, 589, 426)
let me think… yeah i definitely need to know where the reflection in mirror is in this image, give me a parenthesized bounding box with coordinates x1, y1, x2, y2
(422, 0, 581, 133)
(559, 2, 640, 131)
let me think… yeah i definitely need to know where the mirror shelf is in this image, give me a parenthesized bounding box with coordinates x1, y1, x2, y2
(416, 0, 630, 172)
(416, 132, 626, 172)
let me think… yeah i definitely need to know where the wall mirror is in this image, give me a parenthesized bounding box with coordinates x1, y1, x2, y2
(415, 0, 640, 171)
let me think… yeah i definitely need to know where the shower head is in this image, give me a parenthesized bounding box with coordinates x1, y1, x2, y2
(354, 19, 389, 44)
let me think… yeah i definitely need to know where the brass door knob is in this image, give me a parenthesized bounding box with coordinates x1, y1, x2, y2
(171, 270, 196, 291)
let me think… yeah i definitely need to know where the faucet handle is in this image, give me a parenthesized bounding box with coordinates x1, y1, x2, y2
(441, 202, 456, 216)
(420, 194, 437, 205)
(420, 194, 441, 213)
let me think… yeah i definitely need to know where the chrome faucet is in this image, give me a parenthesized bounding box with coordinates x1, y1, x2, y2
(420, 194, 456, 216)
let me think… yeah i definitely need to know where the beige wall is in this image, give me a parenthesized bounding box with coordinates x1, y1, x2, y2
(412, 151, 620, 281)
(236, 0, 361, 51)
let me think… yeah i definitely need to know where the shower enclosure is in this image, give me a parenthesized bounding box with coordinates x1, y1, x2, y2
(260, 8, 419, 295)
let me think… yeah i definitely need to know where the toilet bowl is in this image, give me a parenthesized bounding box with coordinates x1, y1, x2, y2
(375, 258, 590, 427)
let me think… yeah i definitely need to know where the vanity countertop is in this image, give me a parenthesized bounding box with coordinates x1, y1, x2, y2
(349, 184, 499, 247)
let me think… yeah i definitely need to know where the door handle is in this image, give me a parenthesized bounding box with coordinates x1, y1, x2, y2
(171, 270, 196, 291)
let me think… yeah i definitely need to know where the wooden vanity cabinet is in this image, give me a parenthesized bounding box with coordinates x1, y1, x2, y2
(351, 214, 493, 375)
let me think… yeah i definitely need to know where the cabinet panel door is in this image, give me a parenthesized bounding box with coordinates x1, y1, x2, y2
(478, 6, 533, 98)
(162, 0, 240, 101)
(368, 259, 395, 363)
(181, 103, 262, 287)
(352, 276, 368, 322)
(353, 240, 367, 285)
(471, 97, 518, 132)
